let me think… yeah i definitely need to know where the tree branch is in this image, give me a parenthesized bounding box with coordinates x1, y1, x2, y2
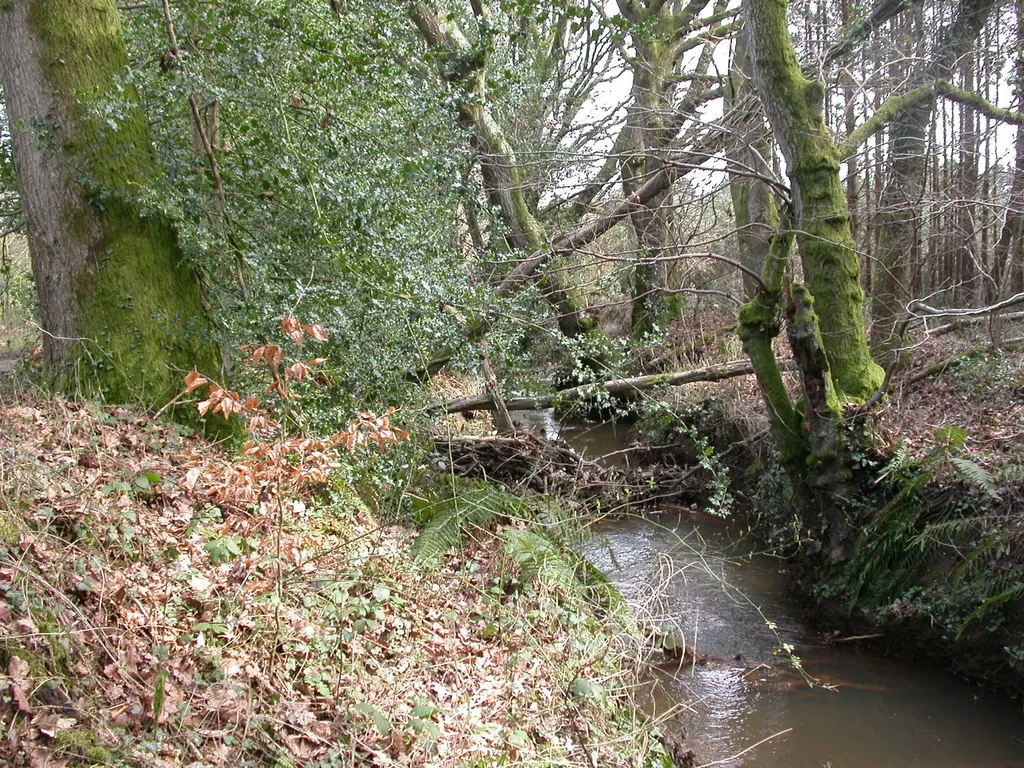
(935, 80, 1024, 126)
(425, 358, 795, 414)
(838, 83, 934, 158)
(908, 291, 1024, 319)
(495, 129, 726, 297)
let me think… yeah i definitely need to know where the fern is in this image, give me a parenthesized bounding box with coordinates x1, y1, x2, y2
(957, 581, 1024, 638)
(949, 457, 999, 500)
(411, 483, 530, 566)
(996, 462, 1024, 487)
(880, 442, 909, 482)
(502, 529, 626, 614)
(503, 529, 581, 596)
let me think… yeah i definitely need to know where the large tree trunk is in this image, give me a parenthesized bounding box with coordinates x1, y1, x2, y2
(744, 0, 884, 403)
(0, 0, 224, 407)
(616, 0, 722, 338)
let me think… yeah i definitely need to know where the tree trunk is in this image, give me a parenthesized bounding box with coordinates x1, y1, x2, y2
(744, 0, 884, 402)
(725, 30, 778, 300)
(0, 0, 224, 408)
(992, 0, 1024, 299)
(869, 0, 995, 356)
(410, 1, 593, 338)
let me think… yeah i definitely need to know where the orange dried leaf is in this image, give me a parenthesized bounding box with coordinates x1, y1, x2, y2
(304, 324, 329, 342)
(268, 346, 285, 370)
(285, 362, 308, 382)
(183, 372, 209, 394)
(282, 315, 304, 346)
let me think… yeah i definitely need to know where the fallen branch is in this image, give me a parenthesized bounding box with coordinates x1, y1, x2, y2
(433, 432, 707, 511)
(909, 292, 1024, 319)
(426, 358, 794, 415)
(923, 310, 1024, 338)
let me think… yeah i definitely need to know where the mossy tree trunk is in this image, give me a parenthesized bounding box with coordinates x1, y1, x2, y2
(616, 0, 727, 339)
(410, 0, 593, 338)
(727, 31, 808, 477)
(0, 0, 224, 408)
(725, 30, 777, 301)
(744, 0, 884, 403)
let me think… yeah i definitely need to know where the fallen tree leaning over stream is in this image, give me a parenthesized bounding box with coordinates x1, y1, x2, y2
(427, 358, 796, 415)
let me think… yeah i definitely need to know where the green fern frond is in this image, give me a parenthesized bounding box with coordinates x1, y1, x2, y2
(503, 529, 580, 596)
(949, 458, 999, 500)
(502, 529, 626, 613)
(883, 442, 909, 479)
(411, 483, 530, 566)
(912, 516, 983, 554)
(957, 581, 1024, 638)
(996, 462, 1024, 487)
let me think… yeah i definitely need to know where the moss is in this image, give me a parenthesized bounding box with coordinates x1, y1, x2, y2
(25, 0, 224, 410)
(747, 0, 884, 403)
(0, 507, 28, 545)
(739, 292, 808, 470)
(53, 728, 110, 763)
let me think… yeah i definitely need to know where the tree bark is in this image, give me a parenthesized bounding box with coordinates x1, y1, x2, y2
(0, 0, 224, 408)
(744, 0, 884, 402)
(410, 0, 593, 338)
(427, 357, 792, 414)
(725, 29, 778, 300)
(869, 0, 995, 356)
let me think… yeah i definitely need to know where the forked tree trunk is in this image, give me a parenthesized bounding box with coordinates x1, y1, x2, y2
(744, 0, 884, 403)
(0, 0, 224, 408)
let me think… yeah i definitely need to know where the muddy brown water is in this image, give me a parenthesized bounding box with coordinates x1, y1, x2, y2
(514, 412, 1024, 768)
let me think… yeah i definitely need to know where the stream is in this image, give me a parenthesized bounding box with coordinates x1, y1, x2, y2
(515, 412, 1024, 767)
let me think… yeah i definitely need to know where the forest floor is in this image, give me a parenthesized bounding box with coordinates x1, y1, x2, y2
(874, 335, 1024, 467)
(0, 394, 679, 768)
(2, 321, 1023, 767)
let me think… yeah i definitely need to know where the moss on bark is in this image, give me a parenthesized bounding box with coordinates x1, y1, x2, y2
(745, 0, 883, 402)
(7, 0, 223, 409)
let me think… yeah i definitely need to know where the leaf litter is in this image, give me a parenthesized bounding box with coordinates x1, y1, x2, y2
(0, 397, 670, 767)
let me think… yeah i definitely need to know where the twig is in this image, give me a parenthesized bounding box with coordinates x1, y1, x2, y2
(695, 728, 793, 768)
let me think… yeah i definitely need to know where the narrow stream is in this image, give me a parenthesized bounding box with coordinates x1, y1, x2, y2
(515, 412, 1024, 767)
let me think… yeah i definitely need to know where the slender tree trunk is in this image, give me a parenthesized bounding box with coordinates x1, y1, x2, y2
(410, 1, 593, 338)
(0, 0, 224, 408)
(726, 31, 778, 300)
(993, 0, 1024, 298)
(870, 0, 995, 356)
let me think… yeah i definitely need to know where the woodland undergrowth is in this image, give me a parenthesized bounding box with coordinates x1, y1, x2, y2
(0, 318, 679, 767)
(0, 392, 682, 767)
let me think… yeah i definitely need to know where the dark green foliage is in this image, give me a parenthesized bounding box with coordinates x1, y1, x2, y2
(410, 482, 530, 565)
(409, 479, 624, 612)
(119, 0, 476, 423)
(837, 430, 1023, 653)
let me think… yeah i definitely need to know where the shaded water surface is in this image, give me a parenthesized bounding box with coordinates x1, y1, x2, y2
(517, 413, 1024, 767)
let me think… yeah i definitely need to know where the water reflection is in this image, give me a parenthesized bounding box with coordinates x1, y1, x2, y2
(586, 512, 1024, 768)
(519, 414, 1024, 767)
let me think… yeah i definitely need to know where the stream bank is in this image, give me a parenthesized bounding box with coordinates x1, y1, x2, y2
(465, 412, 1024, 766)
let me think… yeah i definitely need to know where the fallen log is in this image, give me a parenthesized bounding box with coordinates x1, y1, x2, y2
(425, 358, 795, 415)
